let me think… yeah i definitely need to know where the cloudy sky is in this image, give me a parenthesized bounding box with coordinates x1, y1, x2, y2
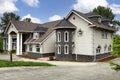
(0, 0, 120, 23)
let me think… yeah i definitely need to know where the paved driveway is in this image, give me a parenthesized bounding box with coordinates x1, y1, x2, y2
(0, 54, 120, 80)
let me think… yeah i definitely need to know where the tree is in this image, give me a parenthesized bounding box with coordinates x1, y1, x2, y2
(112, 35, 120, 57)
(0, 12, 20, 33)
(23, 18, 31, 22)
(9, 49, 16, 62)
(0, 37, 3, 52)
(93, 6, 120, 26)
(110, 35, 120, 71)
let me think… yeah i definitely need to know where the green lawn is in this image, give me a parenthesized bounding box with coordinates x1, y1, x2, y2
(0, 60, 54, 67)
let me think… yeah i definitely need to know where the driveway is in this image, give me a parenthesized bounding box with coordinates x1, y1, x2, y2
(0, 54, 120, 80)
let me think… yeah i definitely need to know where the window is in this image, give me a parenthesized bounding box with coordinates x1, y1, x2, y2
(29, 44, 32, 51)
(64, 44, 69, 54)
(36, 44, 40, 52)
(108, 45, 111, 51)
(96, 45, 101, 53)
(64, 31, 69, 42)
(111, 33, 113, 39)
(33, 32, 39, 39)
(57, 45, 61, 54)
(57, 32, 61, 42)
(73, 16, 75, 20)
(102, 31, 107, 39)
(98, 17, 101, 23)
(104, 44, 107, 52)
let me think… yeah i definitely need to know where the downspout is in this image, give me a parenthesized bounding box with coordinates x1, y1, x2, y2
(93, 28, 96, 62)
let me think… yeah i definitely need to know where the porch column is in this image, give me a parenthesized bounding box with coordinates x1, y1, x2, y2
(8, 34, 11, 51)
(16, 33, 20, 55)
(20, 33, 23, 55)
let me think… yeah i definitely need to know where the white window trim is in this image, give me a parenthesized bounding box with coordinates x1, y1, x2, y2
(33, 32, 39, 39)
(36, 44, 40, 52)
(101, 31, 107, 39)
(57, 44, 61, 54)
(57, 32, 61, 42)
(64, 44, 69, 54)
(64, 31, 69, 42)
(29, 44, 32, 52)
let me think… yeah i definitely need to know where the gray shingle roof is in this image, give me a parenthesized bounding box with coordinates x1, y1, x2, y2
(72, 10, 115, 31)
(11, 20, 44, 32)
(55, 18, 76, 29)
(24, 20, 61, 44)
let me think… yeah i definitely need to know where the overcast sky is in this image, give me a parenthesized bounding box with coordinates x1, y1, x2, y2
(0, 0, 120, 23)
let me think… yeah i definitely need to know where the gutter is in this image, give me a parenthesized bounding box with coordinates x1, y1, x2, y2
(93, 27, 96, 62)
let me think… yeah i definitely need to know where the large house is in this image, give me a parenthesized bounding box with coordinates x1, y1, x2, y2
(3, 10, 115, 61)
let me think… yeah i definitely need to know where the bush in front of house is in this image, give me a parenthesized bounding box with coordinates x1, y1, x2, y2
(0, 37, 3, 52)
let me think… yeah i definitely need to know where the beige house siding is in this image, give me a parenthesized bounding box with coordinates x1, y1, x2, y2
(7, 24, 18, 34)
(68, 13, 93, 55)
(94, 29, 112, 54)
(41, 31, 55, 53)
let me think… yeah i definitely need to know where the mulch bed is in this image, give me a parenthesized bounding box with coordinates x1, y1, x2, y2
(97, 56, 116, 62)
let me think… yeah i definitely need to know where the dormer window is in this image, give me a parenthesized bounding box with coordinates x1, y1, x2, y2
(33, 32, 39, 39)
(98, 17, 101, 23)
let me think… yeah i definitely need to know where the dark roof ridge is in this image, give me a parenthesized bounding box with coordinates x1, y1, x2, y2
(41, 19, 62, 25)
(11, 20, 42, 25)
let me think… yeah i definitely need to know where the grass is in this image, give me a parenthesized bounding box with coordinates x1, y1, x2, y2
(0, 60, 55, 67)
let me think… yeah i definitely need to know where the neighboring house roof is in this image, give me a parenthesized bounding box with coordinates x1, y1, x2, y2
(55, 18, 76, 29)
(66, 10, 115, 31)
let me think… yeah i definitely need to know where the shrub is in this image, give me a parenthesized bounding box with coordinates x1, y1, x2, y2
(0, 37, 3, 52)
(49, 56, 54, 61)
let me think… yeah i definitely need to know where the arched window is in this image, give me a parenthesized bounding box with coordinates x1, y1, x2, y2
(96, 45, 101, 53)
(64, 31, 69, 42)
(104, 44, 107, 52)
(64, 44, 69, 54)
(57, 44, 61, 54)
(57, 32, 61, 42)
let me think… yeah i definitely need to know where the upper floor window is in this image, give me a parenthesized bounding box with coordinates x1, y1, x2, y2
(96, 45, 101, 53)
(33, 32, 39, 39)
(64, 44, 69, 54)
(102, 31, 107, 39)
(64, 31, 69, 42)
(29, 44, 32, 51)
(104, 44, 107, 52)
(57, 32, 61, 42)
(36, 44, 40, 52)
(98, 17, 101, 23)
(111, 33, 113, 39)
(73, 16, 75, 20)
(57, 44, 61, 54)
(108, 45, 111, 51)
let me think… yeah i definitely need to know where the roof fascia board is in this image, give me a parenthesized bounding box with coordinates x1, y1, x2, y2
(66, 10, 93, 25)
